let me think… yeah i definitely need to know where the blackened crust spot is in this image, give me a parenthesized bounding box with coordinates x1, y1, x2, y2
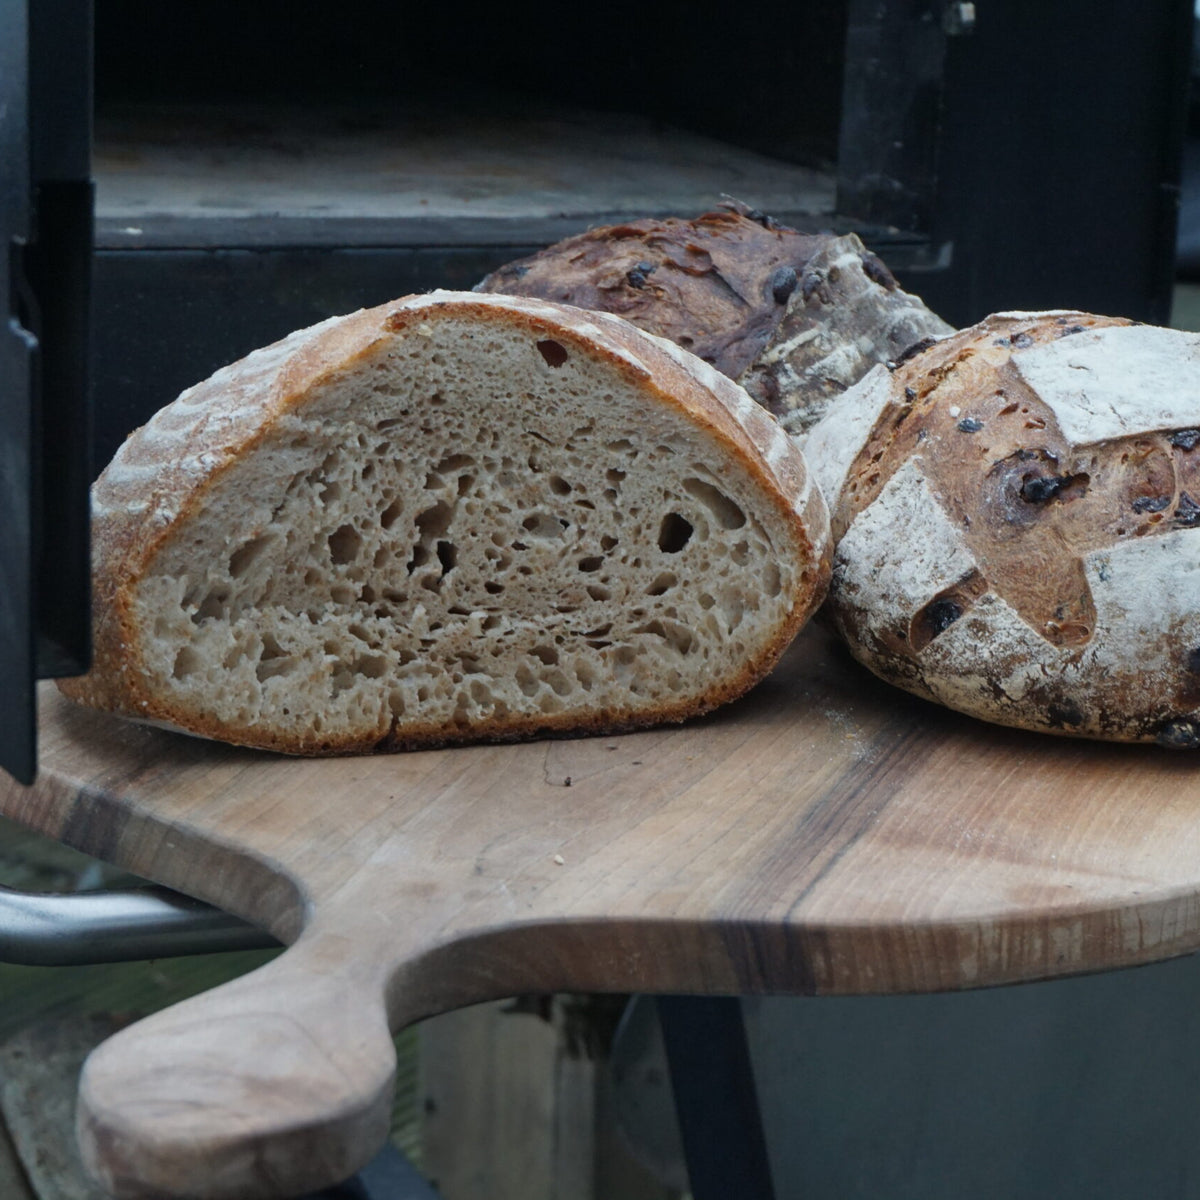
(1131, 495, 1171, 514)
(1157, 719, 1200, 750)
(626, 261, 657, 289)
(1021, 476, 1065, 504)
(1046, 699, 1085, 728)
(860, 251, 897, 290)
(537, 339, 569, 367)
(1020, 471, 1089, 506)
(957, 417, 984, 433)
(769, 266, 799, 305)
(921, 598, 962, 637)
(891, 336, 940, 367)
(1171, 429, 1200, 451)
(906, 569, 987, 654)
(1176, 493, 1200, 527)
(800, 268, 824, 303)
(909, 598, 965, 655)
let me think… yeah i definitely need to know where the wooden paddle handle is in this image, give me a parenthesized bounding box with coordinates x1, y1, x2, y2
(76, 928, 396, 1199)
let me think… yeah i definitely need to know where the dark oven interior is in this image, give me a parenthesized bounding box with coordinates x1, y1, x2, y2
(88, 0, 1191, 469)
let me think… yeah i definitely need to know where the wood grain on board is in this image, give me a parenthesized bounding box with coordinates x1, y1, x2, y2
(3, 626, 1199, 1197)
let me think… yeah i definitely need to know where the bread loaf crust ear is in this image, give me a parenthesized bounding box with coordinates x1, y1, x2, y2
(61, 292, 831, 755)
(814, 310, 1200, 746)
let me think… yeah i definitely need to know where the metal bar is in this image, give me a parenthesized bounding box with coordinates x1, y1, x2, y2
(0, 884, 280, 965)
(27, 0, 94, 681)
(656, 995, 776, 1200)
(836, 0, 948, 235)
(0, 0, 38, 786)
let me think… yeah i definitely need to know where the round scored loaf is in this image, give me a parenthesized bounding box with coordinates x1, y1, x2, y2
(60, 291, 831, 755)
(805, 310, 1200, 747)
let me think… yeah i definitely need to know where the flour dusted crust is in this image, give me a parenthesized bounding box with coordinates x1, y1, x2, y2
(477, 208, 952, 430)
(60, 291, 831, 755)
(812, 310, 1200, 746)
(752, 234, 953, 432)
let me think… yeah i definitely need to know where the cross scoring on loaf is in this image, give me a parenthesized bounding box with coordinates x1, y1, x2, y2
(842, 313, 1200, 654)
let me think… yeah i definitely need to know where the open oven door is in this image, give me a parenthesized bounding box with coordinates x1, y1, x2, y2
(0, 0, 94, 783)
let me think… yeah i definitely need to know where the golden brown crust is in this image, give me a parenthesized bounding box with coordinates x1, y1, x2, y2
(61, 292, 829, 755)
(818, 310, 1200, 745)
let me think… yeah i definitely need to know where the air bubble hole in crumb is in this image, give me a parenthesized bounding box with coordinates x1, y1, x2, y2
(223, 644, 248, 669)
(328, 524, 362, 564)
(229, 535, 271, 579)
(683, 478, 745, 529)
(522, 512, 564, 539)
(660, 622, 694, 655)
(537, 340, 568, 367)
(173, 647, 202, 679)
(193, 592, 227, 623)
(415, 501, 452, 540)
(256, 656, 295, 683)
(543, 669, 572, 697)
(658, 513, 694, 553)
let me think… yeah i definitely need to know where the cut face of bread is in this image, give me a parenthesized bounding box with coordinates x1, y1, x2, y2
(61, 292, 830, 754)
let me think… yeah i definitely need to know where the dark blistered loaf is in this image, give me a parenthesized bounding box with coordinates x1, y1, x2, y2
(477, 206, 952, 430)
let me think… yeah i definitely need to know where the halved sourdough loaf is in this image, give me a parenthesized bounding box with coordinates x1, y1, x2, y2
(60, 291, 831, 754)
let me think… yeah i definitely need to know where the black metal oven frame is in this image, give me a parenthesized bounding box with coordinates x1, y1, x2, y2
(1, 0, 93, 784)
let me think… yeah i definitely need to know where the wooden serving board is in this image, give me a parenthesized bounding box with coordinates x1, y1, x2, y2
(5, 626, 1200, 1198)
